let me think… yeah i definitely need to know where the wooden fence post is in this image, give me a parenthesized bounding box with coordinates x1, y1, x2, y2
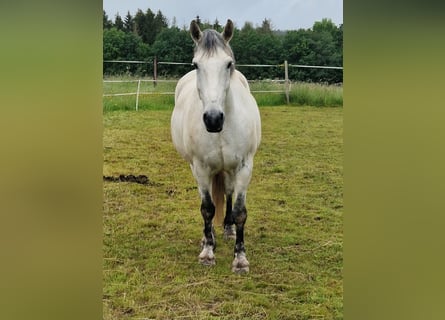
(284, 60, 290, 104)
(153, 56, 157, 87)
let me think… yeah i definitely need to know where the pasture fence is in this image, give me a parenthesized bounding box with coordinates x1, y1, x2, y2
(103, 60, 343, 110)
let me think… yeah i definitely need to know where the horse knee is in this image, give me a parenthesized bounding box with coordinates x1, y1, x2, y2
(233, 206, 247, 226)
(232, 193, 247, 226)
(200, 192, 215, 219)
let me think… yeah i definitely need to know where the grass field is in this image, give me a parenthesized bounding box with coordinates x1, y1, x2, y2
(103, 106, 343, 319)
(103, 78, 343, 111)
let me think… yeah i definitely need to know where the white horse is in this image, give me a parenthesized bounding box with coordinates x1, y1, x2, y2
(171, 19, 261, 274)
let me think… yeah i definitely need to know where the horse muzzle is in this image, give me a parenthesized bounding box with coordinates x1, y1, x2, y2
(203, 110, 224, 133)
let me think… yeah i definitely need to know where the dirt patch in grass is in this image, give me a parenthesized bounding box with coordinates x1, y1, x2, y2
(103, 174, 159, 186)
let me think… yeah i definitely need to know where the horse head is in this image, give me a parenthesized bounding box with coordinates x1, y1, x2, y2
(190, 19, 235, 133)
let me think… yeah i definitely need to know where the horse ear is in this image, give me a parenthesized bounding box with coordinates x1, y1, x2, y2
(190, 20, 202, 43)
(222, 19, 234, 43)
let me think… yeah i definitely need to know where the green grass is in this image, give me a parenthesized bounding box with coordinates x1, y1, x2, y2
(289, 82, 343, 107)
(103, 78, 343, 111)
(103, 106, 343, 319)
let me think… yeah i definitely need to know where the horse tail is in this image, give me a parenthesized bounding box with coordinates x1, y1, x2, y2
(212, 172, 225, 227)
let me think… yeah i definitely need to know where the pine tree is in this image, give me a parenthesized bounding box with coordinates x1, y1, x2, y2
(259, 18, 273, 33)
(213, 18, 221, 31)
(171, 16, 177, 29)
(241, 21, 254, 33)
(144, 8, 156, 44)
(124, 11, 135, 33)
(114, 13, 124, 31)
(133, 9, 145, 42)
(134, 8, 157, 44)
(103, 10, 113, 30)
(153, 10, 168, 37)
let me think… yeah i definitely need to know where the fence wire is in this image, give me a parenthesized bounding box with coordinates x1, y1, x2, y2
(103, 60, 342, 109)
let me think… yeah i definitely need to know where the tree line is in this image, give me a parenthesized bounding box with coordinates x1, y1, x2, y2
(103, 9, 343, 83)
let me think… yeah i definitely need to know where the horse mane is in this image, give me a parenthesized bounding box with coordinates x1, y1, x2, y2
(195, 30, 235, 72)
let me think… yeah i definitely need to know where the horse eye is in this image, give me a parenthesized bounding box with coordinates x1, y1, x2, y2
(192, 62, 199, 69)
(227, 61, 233, 69)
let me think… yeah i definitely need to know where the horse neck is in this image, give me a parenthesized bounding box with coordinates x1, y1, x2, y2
(224, 79, 242, 116)
(226, 71, 244, 105)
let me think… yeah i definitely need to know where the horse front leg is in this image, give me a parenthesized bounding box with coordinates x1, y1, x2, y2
(231, 192, 249, 273)
(199, 190, 216, 266)
(230, 159, 254, 274)
(192, 163, 217, 266)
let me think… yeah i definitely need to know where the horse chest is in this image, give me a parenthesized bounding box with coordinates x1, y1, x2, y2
(198, 135, 244, 171)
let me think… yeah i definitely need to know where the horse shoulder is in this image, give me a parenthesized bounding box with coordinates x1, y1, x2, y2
(175, 70, 196, 102)
(172, 71, 196, 161)
(229, 71, 262, 150)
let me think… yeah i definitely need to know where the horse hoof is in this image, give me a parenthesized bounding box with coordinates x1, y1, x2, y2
(199, 256, 216, 266)
(223, 225, 236, 240)
(232, 265, 249, 274)
(199, 245, 215, 266)
(232, 253, 249, 274)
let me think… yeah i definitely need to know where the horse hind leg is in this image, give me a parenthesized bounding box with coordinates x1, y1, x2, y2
(223, 194, 236, 240)
(199, 191, 216, 266)
(223, 173, 236, 240)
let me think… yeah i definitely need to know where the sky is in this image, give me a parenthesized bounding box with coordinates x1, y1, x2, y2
(103, 0, 343, 31)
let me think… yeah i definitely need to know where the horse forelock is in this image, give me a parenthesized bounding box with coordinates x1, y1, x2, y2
(195, 30, 235, 60)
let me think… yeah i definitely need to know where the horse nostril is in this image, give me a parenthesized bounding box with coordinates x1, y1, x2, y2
(203, 111, 224, 132)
